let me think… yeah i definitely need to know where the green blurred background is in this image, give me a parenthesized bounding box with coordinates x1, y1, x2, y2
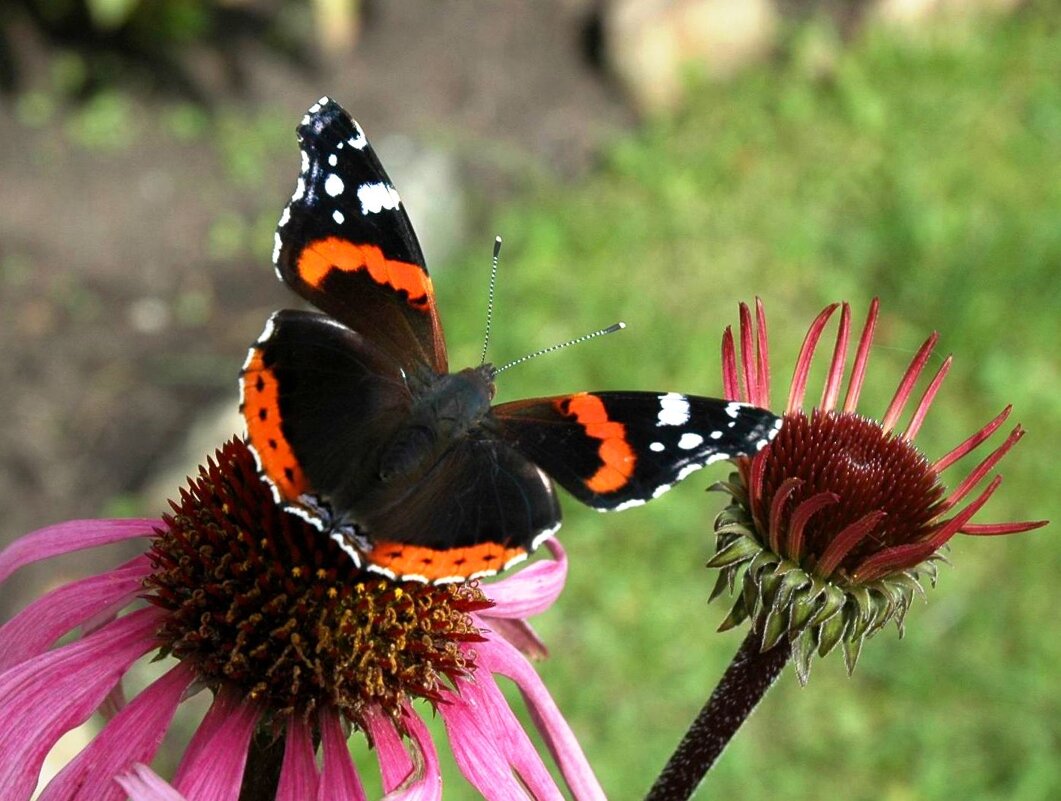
(1, 1, 1058, 799)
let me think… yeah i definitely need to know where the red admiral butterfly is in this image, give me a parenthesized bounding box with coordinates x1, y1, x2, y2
(240, 97, 781, 583)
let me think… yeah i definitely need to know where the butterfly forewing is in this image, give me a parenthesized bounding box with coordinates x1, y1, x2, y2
(493, 392, 782, 511)
(240, 310, 414, 518)
(273, 97, 447, 374)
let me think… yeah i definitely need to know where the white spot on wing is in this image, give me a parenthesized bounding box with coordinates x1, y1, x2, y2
(300, 150, 309, 174)
(725, 401, 747, 419)
(348, 121, 368, 150)
(272, 232, 282, 264)
(278, 206, 290, 227)
(292, 176, 306, 202)
(710, 430, 723, 440)
(658, 393, 690, 426)
(332, 210, 345, 224)
(328, 153, 338, 167)
(611, 497, 647, 512)
(358, 182, 401, 215)
(649, 441, 665, 452)
(678, 432, 704, 450)
(324, 173, 345, 197)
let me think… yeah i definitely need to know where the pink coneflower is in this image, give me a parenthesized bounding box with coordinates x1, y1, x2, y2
(0, 438, 603, 801)
(646, 299, 1046, 801)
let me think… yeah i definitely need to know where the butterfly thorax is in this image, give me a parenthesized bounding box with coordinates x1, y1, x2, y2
(377, 365, 496, 483)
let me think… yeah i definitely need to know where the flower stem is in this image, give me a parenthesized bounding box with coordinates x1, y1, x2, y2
(645, 631, 791, 801)
(238, 725, 286, 801)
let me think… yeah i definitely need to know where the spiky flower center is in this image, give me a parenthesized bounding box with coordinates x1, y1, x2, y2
(709, 410, 951, 682)
(757, 409, 946, 580)
(144, 439, 490, 724)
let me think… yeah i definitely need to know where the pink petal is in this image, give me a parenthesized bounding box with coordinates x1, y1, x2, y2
(277, 714, 319, 801)
(391, 710, 442, 801)
(116, 764, 188, 801)
(318, 707, 367, 801)
(753, 297, 771, 409)
(786, 303, 839, 414)
(454, 673, 563, 801)
(739, 302, 758, 405)
(475, 633, 607, 801)
(933, 405, 1011, 473)
(842, 298, 879, 413)
(0, 555, 153, 672)
(172, 689, 259, 801)
(38, 662, 195, 801)
(720, 326, 741, 401)
(364, 706, 413, 793)
(438, 682, 533, 801)
(0, 607, 163, 801)
(482, 539, 567, 618)
(881, 332, 940, 432)
(819, 302, 851, 412)
(903, 355, 952, 442)
(0, 519, 159, 584)
(477, 618, 548, 660)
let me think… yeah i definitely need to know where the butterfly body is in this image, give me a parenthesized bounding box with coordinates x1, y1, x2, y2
(241, 97, 782, 583)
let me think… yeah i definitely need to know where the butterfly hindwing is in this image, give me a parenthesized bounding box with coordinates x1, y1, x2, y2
(348, 437, 561, 583)
(273, 97, 447, 375)
(493, 392, 782, 511)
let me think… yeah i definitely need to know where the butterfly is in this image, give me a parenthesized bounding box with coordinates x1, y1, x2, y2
(240, 97, 781, 583)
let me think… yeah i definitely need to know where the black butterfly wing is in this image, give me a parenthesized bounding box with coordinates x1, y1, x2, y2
(345, 437, 561, 583)
(492, 391, 781, 511)
(239, 309, 414, 519)
(273, 97, 447, 375)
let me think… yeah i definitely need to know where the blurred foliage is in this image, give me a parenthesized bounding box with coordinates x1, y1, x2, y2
(413, 6, 1057, 800)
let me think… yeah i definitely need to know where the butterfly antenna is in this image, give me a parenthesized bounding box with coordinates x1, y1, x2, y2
(494, 321, 626, 374)
(479, 236, 503, 366)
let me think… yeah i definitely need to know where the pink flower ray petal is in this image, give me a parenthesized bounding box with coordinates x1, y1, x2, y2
(721, 326, 742, 402)
(754, 297, 771, 409)
(117, 764, 188, 801)
(173, 689, 259, 801)
(318, 708, 367, 801)
(0, 607, 163, 801)
(0, 555, 153, 672)
(739, 302, 758, 404)
(960, 520, 1048, 536)
(820, 302, 851, 412)
(38, 662, 196, 801)
(464, 672, 564, 801)
(940, 426, 1024, 512)
(481, 540, 567, 619)
(364, 705, 413, 794)
(842, 298, 879, 413)
(881, 332, 939, 432)
(438, 682, 531, 801)
(475, 632, 607, 801)
(0, 519, 159, 584)
(387, 708, 442, 801)
(816, 510, 887, 577)
(903, 355, 952, 442)
(277, 713, 319, 801)
(933, 405, 1011, 473)
(786, 303, 839, 414)
(477, 618, 548, 660)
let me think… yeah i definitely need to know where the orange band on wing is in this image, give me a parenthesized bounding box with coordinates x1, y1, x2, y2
(366, 540, 528, 582)
(555, 393, 636, 493)
(298, 237, 433, 310)
(241, 349, 310, 500)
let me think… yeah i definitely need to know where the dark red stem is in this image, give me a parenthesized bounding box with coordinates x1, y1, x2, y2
(644, 631, 791, 801)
